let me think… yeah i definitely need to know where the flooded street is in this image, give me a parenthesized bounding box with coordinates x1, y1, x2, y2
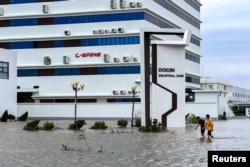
(0, 118, 249, 167)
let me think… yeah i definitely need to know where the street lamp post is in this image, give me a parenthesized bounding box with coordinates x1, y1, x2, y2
(131, 85, 138, 127)
(71, 80, 85, 127)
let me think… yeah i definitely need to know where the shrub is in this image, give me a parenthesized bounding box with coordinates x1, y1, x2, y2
(1, 110, 8, 122)
(117, 119, 128, 128)
(90, 121, 107, 129)
(23, 120, 40, 130)
(68, 120, 86, 130)
(135, 118, 141, 127)
(7, 114, 16, 121)
(139, 119, 162, 132)
(43, 121, 54, 130)
(18, 111, 28, 121)
(187, 114, 198, 124)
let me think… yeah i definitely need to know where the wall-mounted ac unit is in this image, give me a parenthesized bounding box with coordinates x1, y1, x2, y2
(120, 90, 126, 95)
(120, 0, 125, 8)
(133, 57, 138, 62)
(111, 28, 118, 33)
(0, 8, 4, 16)
(128, 90, 133, 95)
(93, 30, 99, 34)
(44, 56, 51, 65)
(129, 2, 136, 8)
(118, 27, 124, 33)
(42, 5, 49, 13)
(111, 0, 116, 9)
(104, 54, 110, 63)
(114, 58, 120, 62)
(63, 56, 70, 64)
(105, 30, 110, 33)
(136, 2, 143, 7)
(123, 56, 129, 62)
(64, 30, 71, 36)
(99, 29, 105, 34)
(113, 90, 119, 95)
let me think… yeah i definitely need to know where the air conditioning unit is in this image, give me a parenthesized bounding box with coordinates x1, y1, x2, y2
(129, 2, 136, 8)
(123, 56, 129, 62)
(128, 90, 133, 95)
(63, 56, 70, 64)
(44, 56, 51, 65)
(136, 2, 143, 7)
(0, 8, 4, 16)
(64, 30, 71, 36)
(42, 5, 49, 13)
(114, 58, 120, 62)
(104, 54, 110, 63)
(120, 0, 125, 8)
(105, 30, 110, 33)
(133, 57, 138, 62)
(111, 28, 118, 33)
(118, 27, 124, 33)
(93, 30, 99, 34)
(113, 90, 119, 95)
(120, 90, 126, 95)
(110, 0, 116, 9)
(99, 29, 105, 34)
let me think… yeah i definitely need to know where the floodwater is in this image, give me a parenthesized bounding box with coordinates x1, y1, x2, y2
(0, 118, 250, 167)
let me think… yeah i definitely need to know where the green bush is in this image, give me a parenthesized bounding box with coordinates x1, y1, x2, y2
(1, 110, 8, 122)
(18, 111, 28, 121)
(23, 120, 40, 130)
(187, 114, 198, 124)
(139, 119, 162, 132)
(43, 121, 54, 130)
(7, 114, 16, 121)
(90, 121, 107, 129)
(68, 120, 86, 130)
(135, 118, 141, 127)
(117, 119, 128, 128)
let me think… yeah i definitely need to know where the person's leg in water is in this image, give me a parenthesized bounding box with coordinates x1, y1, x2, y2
(207, 130, 212, 142)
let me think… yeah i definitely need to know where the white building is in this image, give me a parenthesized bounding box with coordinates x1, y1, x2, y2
(0, 0, 202, 126)
(0, 49, 17, 117)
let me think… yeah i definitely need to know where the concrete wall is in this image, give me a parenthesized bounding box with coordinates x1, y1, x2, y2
(0, 49, 17, 116)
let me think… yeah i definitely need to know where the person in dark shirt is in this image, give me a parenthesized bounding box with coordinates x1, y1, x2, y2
(195, 116, 205, 138)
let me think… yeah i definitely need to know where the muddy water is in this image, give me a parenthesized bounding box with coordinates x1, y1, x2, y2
(0, 118, 249, 167)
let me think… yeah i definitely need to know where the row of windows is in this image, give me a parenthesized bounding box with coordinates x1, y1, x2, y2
(233, 93, 250, 99)
(1, 12, 144, 27)
(185, 52, 200, 64)
(0, 61, 9, 79)
(184, 0, 200, 12)
(18, 66, 141, 77)
(0, 36, 140, 49)
(0, 12, 200, 46)
(17, 66, 200, 85)
(0, 0, 63, 4)
(154, 0, 200, 29)
(186, 76, 200, 85)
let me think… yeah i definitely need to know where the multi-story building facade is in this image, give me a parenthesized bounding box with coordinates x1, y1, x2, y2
(0, 0, 202, 120)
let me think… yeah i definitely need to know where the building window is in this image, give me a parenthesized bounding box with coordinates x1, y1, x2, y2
(0, 61, 9, 79)
(209, 85, 213, 90)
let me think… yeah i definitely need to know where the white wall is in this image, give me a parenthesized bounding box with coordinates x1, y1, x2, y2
(17, 103, 141, 120)
(0, 49, 17, 116)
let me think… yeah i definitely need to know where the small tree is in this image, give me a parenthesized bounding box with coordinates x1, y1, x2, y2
(1, 110, 8, 122)
(90, 121, 107, 129)
(18, 111, 28, 121)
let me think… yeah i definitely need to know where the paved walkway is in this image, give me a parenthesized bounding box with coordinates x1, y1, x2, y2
(0, 117, 250, 167)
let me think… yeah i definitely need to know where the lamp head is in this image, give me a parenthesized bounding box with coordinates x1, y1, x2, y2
(131, 85, 137, 91)
(80, 83, 85, 89)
